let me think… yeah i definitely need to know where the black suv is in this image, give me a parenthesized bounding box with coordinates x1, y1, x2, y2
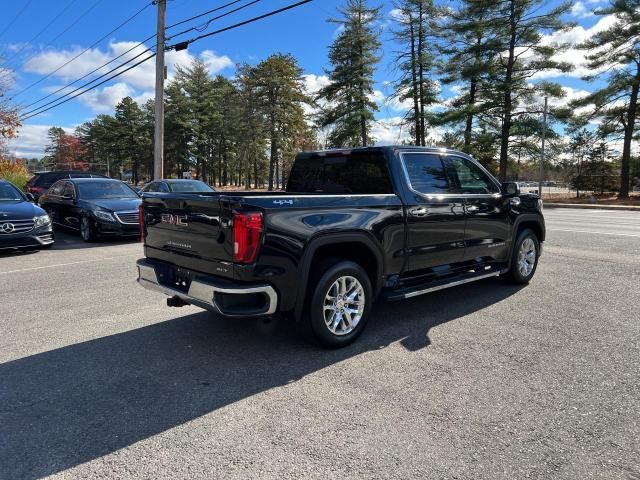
(26, 171, 108, 201)
(137, 146, 545, 347)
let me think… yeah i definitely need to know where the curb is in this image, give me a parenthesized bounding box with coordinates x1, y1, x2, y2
(545, 203, 640, 211)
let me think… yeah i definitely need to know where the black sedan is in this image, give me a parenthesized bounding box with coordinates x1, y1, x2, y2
(140, 179, 215, 194)
(0, 179, 54, 251)
(39, 178, 141, 242)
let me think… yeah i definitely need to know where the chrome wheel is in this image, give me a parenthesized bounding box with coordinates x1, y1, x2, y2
(80, 217, 91, 241)
(517, 237, 536, 277)
(323, 275, 365, 336)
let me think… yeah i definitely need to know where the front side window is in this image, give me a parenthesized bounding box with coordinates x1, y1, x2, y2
(447, 157, 500, 194)
(402, 153, 450, 195)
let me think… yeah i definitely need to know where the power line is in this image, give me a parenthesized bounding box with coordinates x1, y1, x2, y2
(1, 0, 80, 67)
(166, 0, 261, 40)
(170, 0, 313, 51)
(0, 0, 35, 40)
(20, 41, 156, 111)
(20, 48, 154, 118)
(20, 0, 314, 120)
(19, 0, 261, 110)
(0, 0, 105, 74)
(9, 1, 153, 100)
(20, 52, 157, 121)
(44, 0, 108, 50)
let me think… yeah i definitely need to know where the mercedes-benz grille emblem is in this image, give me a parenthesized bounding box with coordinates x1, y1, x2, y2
(1, 223, 15, 233)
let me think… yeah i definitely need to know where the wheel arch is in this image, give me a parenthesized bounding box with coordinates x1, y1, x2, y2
(293, 232, 384, 321)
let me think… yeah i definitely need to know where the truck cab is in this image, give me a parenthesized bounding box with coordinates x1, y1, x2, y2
(137, 147, 545, 348)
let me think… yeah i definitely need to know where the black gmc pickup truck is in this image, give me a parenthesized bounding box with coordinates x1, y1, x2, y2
(137, 146, 545, 347)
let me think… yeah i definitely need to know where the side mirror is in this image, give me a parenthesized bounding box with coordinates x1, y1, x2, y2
(25, 192, 35, 203)
(502, 182, 520, 196)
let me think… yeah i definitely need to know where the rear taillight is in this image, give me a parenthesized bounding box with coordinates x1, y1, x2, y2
(138, 204, 144, 242)
(28, 186, 43, 193)
(233, 211, 263, 264)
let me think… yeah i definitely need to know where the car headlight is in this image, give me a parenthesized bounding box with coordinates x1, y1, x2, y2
(93, 210, 116, 222)
(537, 199, 544, 211)
(33, 214, 51, 228)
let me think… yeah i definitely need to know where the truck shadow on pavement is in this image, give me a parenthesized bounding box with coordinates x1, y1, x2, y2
(0, 279, 523, 479)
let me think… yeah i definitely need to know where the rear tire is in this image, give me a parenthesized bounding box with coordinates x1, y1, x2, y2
(80, 216, 97, 243)
(504, 228, 539, 284)
(302, 259, 373, 348)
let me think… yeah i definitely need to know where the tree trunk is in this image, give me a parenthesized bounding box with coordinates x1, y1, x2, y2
(269, 115, 277, 191)
(620, 66, 640, 198)
(417, 1, 425, 146)
(499, 1, 517, 182)
(408, 15, 420, 146)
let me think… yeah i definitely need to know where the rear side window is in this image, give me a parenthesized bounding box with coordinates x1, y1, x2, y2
(402, 153, 450, 195)
(287, 152, 393, 194)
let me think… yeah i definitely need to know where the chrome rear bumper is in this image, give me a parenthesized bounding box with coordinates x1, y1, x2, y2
(136, 259, 278, 317)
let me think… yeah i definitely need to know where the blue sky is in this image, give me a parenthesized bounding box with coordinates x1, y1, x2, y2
(0, 0, 612, 157)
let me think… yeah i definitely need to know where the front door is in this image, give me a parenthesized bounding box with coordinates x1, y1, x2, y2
(445, 156, 511, 264)
(59, 181, 80, 230)
(401, 152, 467, 276)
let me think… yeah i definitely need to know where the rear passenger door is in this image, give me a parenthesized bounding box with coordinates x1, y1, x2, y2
(445, 156, 511, 264)
(401, 152, 467, 276)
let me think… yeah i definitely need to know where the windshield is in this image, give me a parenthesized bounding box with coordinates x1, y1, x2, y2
(77, 182, 138, 199)
(0, 183, 24, 201)
(167, 181, 213, 193)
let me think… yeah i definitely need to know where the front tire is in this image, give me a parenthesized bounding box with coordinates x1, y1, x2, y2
(504, 228, 539, 284)
(304, 260, 373, 348)
(80, 216, 97, 243)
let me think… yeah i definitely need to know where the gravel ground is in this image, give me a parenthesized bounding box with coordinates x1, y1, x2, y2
(0, 208, 639, 480)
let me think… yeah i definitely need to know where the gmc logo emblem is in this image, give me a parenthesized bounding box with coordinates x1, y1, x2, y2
(160, 214, 188, 226)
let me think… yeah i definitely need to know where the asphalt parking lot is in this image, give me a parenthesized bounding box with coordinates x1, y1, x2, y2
(1, 208, 639, 479)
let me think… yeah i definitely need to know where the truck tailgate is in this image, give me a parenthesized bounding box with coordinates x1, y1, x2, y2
(142, 194, 235, 277)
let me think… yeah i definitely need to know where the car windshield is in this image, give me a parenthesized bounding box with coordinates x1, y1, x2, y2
(77, 181, 138, 199)
(167, 181, 213, 193)
(0, 183, 23, 201)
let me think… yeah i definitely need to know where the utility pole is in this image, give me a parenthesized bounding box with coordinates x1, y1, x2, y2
(538, 96, 548, 197)
(153, 0, 166, 180)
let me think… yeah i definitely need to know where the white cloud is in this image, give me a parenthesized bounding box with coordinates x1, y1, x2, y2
(7, 124, 61, 158)
(201, 50, 233, 74)
(570, 1, 594, 18)
(371, 116, 410, 145)
(532, 14, 618, 80)
(302, 74, 330, 96)
(78, 82, 135, 113)
(20, 41, 234, 113)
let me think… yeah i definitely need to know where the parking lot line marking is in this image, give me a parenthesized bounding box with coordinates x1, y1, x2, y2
(548, 228, 640, 238)
(0, 254, 139, 275)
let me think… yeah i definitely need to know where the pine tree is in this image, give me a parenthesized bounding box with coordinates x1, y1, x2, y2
(390, 0, 439, 146)
(249, 54, 309, 190)
(436, 0, 501, 153)
(488, 0, 573, 180)
(572, 0, 640, 197)
(318, 0, 381, 147)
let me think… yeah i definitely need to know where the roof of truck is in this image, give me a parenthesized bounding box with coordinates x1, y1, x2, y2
(296, 145, 471, 159)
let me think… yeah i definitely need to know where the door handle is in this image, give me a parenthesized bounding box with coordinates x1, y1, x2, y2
(409, 206, 430, 217)
(465, 205, 480, 213)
